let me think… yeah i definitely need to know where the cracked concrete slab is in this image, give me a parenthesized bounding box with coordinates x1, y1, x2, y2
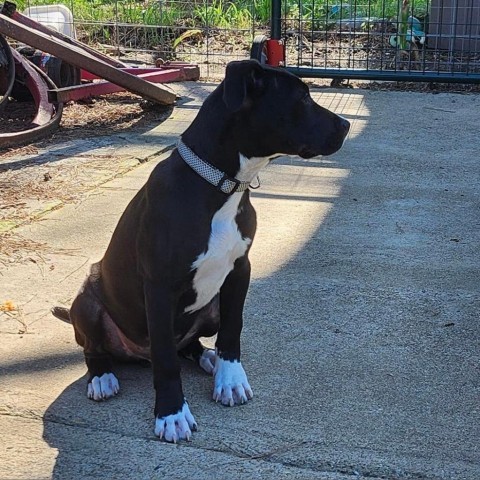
(1, 82, 479, 480)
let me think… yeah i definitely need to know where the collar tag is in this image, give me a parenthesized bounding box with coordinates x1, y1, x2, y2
(249, 176, 261, 190)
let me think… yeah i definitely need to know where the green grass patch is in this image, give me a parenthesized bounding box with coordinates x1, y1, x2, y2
(16, 0, 430, 31)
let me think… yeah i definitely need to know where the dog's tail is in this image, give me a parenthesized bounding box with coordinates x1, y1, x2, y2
(51, 306, 71, 324)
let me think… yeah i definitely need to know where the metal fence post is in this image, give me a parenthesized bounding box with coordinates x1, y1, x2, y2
(271, 0, 282, 40)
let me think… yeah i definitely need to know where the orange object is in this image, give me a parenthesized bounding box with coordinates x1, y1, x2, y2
(0, 300, 16, 312)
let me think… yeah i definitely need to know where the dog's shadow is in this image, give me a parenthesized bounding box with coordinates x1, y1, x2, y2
(42, 358, 214, 478)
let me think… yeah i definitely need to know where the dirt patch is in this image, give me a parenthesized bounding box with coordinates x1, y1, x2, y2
(0, 92, 172, 160)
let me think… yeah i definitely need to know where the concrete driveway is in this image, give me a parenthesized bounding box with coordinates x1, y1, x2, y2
(1, 82, 479, 480)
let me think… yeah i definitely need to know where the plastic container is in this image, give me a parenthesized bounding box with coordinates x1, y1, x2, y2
(23, 4, 76, 39)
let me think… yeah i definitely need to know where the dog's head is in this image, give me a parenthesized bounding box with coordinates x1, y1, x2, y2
(222, 60, 350, 159)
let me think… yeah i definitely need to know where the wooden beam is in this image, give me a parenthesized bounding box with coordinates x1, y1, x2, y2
(0, 13, 177, 105)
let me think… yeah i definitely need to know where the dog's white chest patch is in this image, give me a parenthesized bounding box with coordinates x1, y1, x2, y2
(184, 154, 272, 314)
(185, 192, 251, 314)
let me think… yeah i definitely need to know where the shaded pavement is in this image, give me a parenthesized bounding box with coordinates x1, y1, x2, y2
(0, 82, 479, 479)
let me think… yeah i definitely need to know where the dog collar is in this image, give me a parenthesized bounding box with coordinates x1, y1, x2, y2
(177, 140, 252, 195)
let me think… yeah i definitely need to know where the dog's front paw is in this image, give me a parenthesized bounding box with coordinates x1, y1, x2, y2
(213, 357, 253, 406)
(87, 372, 120, 401)
(154, 401, 197, 443)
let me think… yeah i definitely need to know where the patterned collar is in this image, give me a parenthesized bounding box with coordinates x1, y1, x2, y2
(177, 140, 252, 195)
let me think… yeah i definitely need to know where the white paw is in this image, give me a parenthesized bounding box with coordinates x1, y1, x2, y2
(213, 357, 253, 406)
(154, 401, 197, 443)
(199, 349, 216, 375)
(87, 373, 120, 401)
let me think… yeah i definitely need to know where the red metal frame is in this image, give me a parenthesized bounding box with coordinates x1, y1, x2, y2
(266, 39, 285, 67)
(0, 49, 63, 148)
(52, 65, 199, 103)
(50, 69, 185, 103)
(12, 48, 53, 125)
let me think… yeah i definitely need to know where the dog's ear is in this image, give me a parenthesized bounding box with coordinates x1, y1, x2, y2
(222, 59, 265, 112)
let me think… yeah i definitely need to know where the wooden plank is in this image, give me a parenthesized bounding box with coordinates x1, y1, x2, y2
(0, 13, 177, 105)
(81, 66, 200, 81)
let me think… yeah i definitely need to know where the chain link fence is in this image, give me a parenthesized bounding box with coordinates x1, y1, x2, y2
(15, 0, 480, 82)
(18, 0, 263, 78)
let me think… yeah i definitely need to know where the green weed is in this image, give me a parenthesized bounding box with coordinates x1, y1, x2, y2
(16, 0, 430, 31)
(194, 0, 253, 29)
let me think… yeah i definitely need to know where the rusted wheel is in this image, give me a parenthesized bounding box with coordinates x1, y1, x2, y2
(0, 34, 15, 111)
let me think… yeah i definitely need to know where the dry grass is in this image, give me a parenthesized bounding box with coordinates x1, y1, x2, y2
(0, 164, 76, 221)
(0, 92, 172, 160)
(0, 91, 172, 226)
(0, 92, 172, 266)
(0, 153, 141, 227)
(0, 231, 77, 267)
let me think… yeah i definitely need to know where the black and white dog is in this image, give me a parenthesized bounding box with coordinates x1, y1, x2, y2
(52, 59, 349, 442)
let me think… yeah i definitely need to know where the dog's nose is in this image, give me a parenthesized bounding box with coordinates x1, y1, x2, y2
(339, 117, 350, 135)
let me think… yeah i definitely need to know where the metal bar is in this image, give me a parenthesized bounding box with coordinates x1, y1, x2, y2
(0, 33, 14, 112)
(271, 0, 282, 40)
(285, 66, 480, 83)
(81, 68, 170, 81)
(49, 69, 184, 103)
(0, 13, 177, 105)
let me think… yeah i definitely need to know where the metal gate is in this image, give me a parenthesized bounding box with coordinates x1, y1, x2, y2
(11, 0, 480, 83)
(259, 0, 480, 83)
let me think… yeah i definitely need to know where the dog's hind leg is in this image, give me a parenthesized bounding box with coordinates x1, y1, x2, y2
(179, 340, 216, 375)
(177, 295, 219, 375)
(70, 289, 120, 401)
